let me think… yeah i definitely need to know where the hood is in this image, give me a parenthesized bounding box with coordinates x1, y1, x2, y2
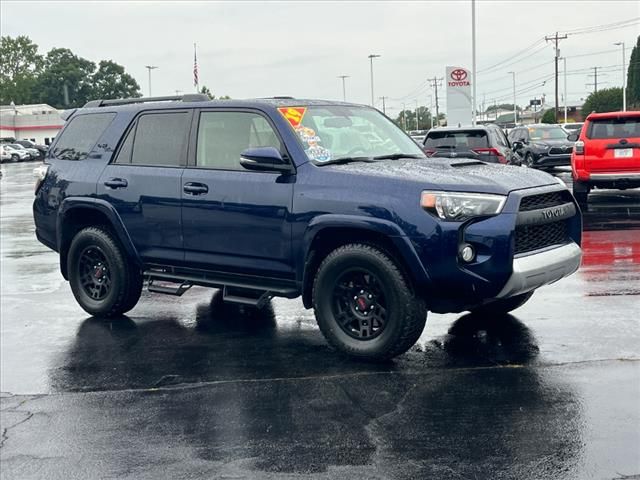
(531, 139, 574, 147)
(327, 157, 557, 195)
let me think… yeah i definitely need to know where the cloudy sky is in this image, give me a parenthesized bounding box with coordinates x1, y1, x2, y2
(1, 1, 639, 116)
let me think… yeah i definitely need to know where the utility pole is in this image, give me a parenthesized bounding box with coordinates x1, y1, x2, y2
(508, 71, 516, 126)
(428, 77, 443, 126)
(145, 65, 158, 97)
(429, 94, 434, 128)
(337, 75, 349, 101)
(415, 100, 420, 130)
(471, 0, 477, 126)
(614, 42, 626, 111)
(368, 54, 381, 106)
(587, 67, 600, 93)
(402, 102, 407, 131)
(545, 32, 567, 123)
(379, 96, 387, 115)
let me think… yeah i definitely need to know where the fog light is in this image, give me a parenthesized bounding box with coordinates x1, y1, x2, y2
(460, 244, 475, 263)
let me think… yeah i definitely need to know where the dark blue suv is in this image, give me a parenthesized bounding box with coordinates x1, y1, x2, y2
(33, 95, 583, 360)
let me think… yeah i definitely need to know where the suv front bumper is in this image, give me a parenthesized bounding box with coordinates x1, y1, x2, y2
(496, 242, 582, 298)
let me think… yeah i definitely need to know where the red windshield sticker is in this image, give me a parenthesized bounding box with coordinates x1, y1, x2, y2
(278, 107, 307, 128)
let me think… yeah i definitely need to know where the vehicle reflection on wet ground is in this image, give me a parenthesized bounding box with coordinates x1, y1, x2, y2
(1, 162, 639, 479)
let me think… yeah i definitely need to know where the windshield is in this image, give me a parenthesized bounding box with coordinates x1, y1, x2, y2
(528, 126, 567, 141)
(280, 105, 425, 163)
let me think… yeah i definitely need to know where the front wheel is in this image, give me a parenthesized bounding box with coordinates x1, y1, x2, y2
(68, 226, 143, 317)
(523, 153, 535, 168)
(312, 244, 427, 361)
(11, 154, 20, 162)
(471, 291, 534, 315)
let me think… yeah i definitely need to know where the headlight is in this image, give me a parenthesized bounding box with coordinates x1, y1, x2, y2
(531, 142, 549, 150)
(421, 191, 507, 221)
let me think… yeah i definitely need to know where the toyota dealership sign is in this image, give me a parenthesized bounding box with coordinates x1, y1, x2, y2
(446, 66, 472, 126)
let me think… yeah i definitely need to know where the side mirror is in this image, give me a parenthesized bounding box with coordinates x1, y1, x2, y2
(240, 147, 292, 173)
(512, 141, 524, 151)
(567, 133, 579, 142)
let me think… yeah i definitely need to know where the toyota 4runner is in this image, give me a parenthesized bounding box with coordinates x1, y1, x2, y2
(33, 95, 583, 360)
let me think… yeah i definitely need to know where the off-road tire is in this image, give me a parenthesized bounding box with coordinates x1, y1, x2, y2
(312, 244, 427, 361)
(68, 226, 142, 317)
(471, 291, 534, 315)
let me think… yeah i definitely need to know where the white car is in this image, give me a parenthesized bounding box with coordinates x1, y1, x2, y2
(3, 144, 30, 161)
(0, 145, 12, 163)
(7, 143, 38, 159)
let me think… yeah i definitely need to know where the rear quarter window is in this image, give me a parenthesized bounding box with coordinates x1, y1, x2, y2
(587, 117, 640, 139)
(51, 113, 116, 160)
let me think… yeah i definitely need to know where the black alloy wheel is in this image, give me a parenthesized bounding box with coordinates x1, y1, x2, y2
(78, 246, 112, 301)
(332, 268, 388, 340)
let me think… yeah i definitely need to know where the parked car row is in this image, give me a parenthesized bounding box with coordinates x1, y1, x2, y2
(0, 140, 48, 162)
(415, 113, 638, 206)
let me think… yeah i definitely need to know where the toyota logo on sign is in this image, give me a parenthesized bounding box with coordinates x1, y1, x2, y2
(451, 69, 468, 81)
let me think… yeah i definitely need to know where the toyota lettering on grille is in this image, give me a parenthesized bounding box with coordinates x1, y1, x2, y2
(541, 206, 566, 220)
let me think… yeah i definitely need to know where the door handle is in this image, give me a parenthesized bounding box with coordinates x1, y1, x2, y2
(103, 178, 128, 189)
(183, 182, 209, 195)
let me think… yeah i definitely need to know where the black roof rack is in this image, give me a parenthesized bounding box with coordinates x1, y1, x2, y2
(82, 93, 210, 108)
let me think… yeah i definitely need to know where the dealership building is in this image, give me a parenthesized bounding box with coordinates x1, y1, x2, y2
(0, 103, 64, 146)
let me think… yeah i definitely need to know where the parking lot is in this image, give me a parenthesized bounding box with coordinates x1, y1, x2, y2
(1, 161, 639, 479)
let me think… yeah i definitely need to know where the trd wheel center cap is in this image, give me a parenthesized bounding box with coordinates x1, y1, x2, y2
(94, 266, 104, 279)
(354, 294, 373, 312)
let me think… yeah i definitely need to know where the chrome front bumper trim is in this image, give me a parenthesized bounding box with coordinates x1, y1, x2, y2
(497, 242, 582, 298)
(590, 172, 640, 180)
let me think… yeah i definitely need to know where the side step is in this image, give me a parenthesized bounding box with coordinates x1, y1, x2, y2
(223, 286, 272, 308)
(147, 278, 192, 296)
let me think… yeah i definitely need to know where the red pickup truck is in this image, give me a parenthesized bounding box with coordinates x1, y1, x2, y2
(570, 111, 640, 204)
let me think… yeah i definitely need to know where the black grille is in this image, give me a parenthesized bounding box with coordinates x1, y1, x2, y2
(549, 146, 572, 155)
(515, 221, 568, 254)
(518, 191, 564, 211)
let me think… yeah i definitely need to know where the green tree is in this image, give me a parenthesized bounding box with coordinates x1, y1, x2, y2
(541, 109, 557, 124)
(91, 60, 141, 100)
(581, 87, 623, 116)
(394, 106, 432, 130)
(627, 35, 640, 108)
(35, 48, 95, 108)
(199, 85, 230, 100)
(0, 35, 43, 104)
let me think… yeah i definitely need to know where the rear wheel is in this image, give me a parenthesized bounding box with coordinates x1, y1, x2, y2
(11, 154, 19, 162)
(68, 226, 142, 317)
(471, 291, 534, 315)
(312, 244, 427, 361)
(573, 180, 590, 205)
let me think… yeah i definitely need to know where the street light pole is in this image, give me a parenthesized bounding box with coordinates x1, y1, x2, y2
(508, 71, 516, 126)
(614, 42, 626, 111)
(563, 57, 568, 123)
(471, 0, 477, 126)
(337, 75, 349, 101)
(368, 54, 381, 107)
(145, 65, 158, 97)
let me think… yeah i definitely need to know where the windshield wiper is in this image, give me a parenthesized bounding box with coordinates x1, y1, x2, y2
(372, 153, 424, 160)
(315, 156, 378, 166)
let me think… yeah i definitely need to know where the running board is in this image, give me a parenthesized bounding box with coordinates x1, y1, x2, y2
(147, 278, 192, 296)
(223, 286, 272, 308)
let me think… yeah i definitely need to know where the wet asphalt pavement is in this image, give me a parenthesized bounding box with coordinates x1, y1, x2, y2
(1, 162, 639, 479)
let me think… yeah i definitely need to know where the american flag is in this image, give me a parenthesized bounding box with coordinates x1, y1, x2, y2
(193, 43, 199, 88)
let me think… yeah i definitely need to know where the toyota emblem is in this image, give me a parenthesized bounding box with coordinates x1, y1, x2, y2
(451, 69, 468, 81)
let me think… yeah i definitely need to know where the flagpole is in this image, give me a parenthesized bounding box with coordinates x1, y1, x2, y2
(193, 43, 199, 93)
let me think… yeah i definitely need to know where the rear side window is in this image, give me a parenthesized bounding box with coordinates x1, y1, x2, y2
(196, 111, 282, 170)
(587, 117, 640, 139)
(52, 113, 116, 160)
(129, 112, 190, 166)
(424, 130, 489, 149)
